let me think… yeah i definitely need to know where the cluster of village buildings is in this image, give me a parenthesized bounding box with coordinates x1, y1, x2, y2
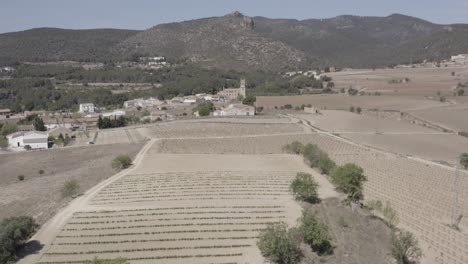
(0, 79, 255, 151)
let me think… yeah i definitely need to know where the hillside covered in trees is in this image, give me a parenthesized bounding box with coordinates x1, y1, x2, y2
(0, 13, 468, 70)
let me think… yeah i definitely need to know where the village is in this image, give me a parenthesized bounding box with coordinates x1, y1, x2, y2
(0, 79, 255, 151)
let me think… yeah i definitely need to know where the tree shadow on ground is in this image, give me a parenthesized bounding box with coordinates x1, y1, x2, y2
(16, 240, 44, 260)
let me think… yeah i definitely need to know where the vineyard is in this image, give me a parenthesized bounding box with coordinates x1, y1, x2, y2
(23, 113, 468, 264)
(141, 122, 305, 139)
(94, 128, 146, 145)
(36, 152, 309, 264)
(292, 132, 468, 264)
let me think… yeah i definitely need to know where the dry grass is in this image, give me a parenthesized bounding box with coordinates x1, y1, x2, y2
(0, 144, 143, 225)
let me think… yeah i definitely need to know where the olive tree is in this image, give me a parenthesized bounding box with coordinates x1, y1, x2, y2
(0, 216, 38, 263)
(300, 210, 333, 255)
(330, 163, 367, 201)
(257, 222, 301, 264)
(290, 173, 319, 203)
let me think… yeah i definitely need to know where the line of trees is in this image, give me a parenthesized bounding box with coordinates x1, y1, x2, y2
(97, 116, 127, 129)
(284, 141, 422, 264)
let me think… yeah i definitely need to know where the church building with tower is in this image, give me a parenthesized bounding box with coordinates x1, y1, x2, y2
(217, 79, 247, 101)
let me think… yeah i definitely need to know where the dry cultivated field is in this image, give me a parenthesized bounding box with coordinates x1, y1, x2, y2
(140, 121, 306, 139)
(256, 94, 447, 111)
(15, 105, 468, 264)
(328, 66, 468, 95)
(295, 111, 468, 165)
(408, 105, 468, 133)
(35, 152, 310, 264)
(0, 144, 143, 225)
(94, 128, 147, 145)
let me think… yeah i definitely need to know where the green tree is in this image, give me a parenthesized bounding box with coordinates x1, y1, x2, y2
(300, 210, 333, 255)
(32, 117, 46, 131)
(61, 180, 80, 198)
(331, 163, 367, 201)
(0, 216, 38, 264)
(112, 155, 132, 170)
(356, 107, 362, 114)
(317, 154, 336, 175)
(290, 173, 319, 203)
(242, 95, 256, 106)
(0, 123, 17, 136)
(457, 89, 464, 96)
(460, 153, 468, 169)
(391, 230, 422, 264)
(257, 222, 301, 264)
(195, 102, 214, 116)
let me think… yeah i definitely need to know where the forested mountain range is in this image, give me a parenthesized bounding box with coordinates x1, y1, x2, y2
(1, 12, 468, 70)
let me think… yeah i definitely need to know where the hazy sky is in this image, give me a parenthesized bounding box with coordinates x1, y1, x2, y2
(1, 0, 468, 33)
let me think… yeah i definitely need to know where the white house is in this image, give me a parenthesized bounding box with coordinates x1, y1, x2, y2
(213, 104, 255, 116)
(7, 131, 48, 149)
(79, 103, 95, 113)
(451, 54, 468, 65)
(102, 110, 126, 117)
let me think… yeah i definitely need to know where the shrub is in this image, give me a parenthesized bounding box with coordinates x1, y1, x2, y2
(290, 173, 319, 203)
(24, 145, 32, 151)
(356, 107, 362, 114)
(0, 216, 38, 263)
(366, 200, 383, 212)
(349, 106, 355, 112)
(112, 155, 132, 170)
(38, 169, 44, 175)
(383, 202, 399, 228)
(460, 153, 468, 169)
(283, 141, 304, 154)
(330, 163, 367, 201)
(391, 230, 422, 264)
(457, 89, 464, 96)
(317, 155, 336, 175)
(348, 88, 358, 96)
(17, 175, 25, 181)
(300, 210, 333, 255)
(257, 222, 301, 264)
(62, 180, 80, 198)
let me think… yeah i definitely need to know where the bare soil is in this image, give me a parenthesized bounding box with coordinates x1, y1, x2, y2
(300, 198, 393, 264)
(0, 143, 143, 225)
